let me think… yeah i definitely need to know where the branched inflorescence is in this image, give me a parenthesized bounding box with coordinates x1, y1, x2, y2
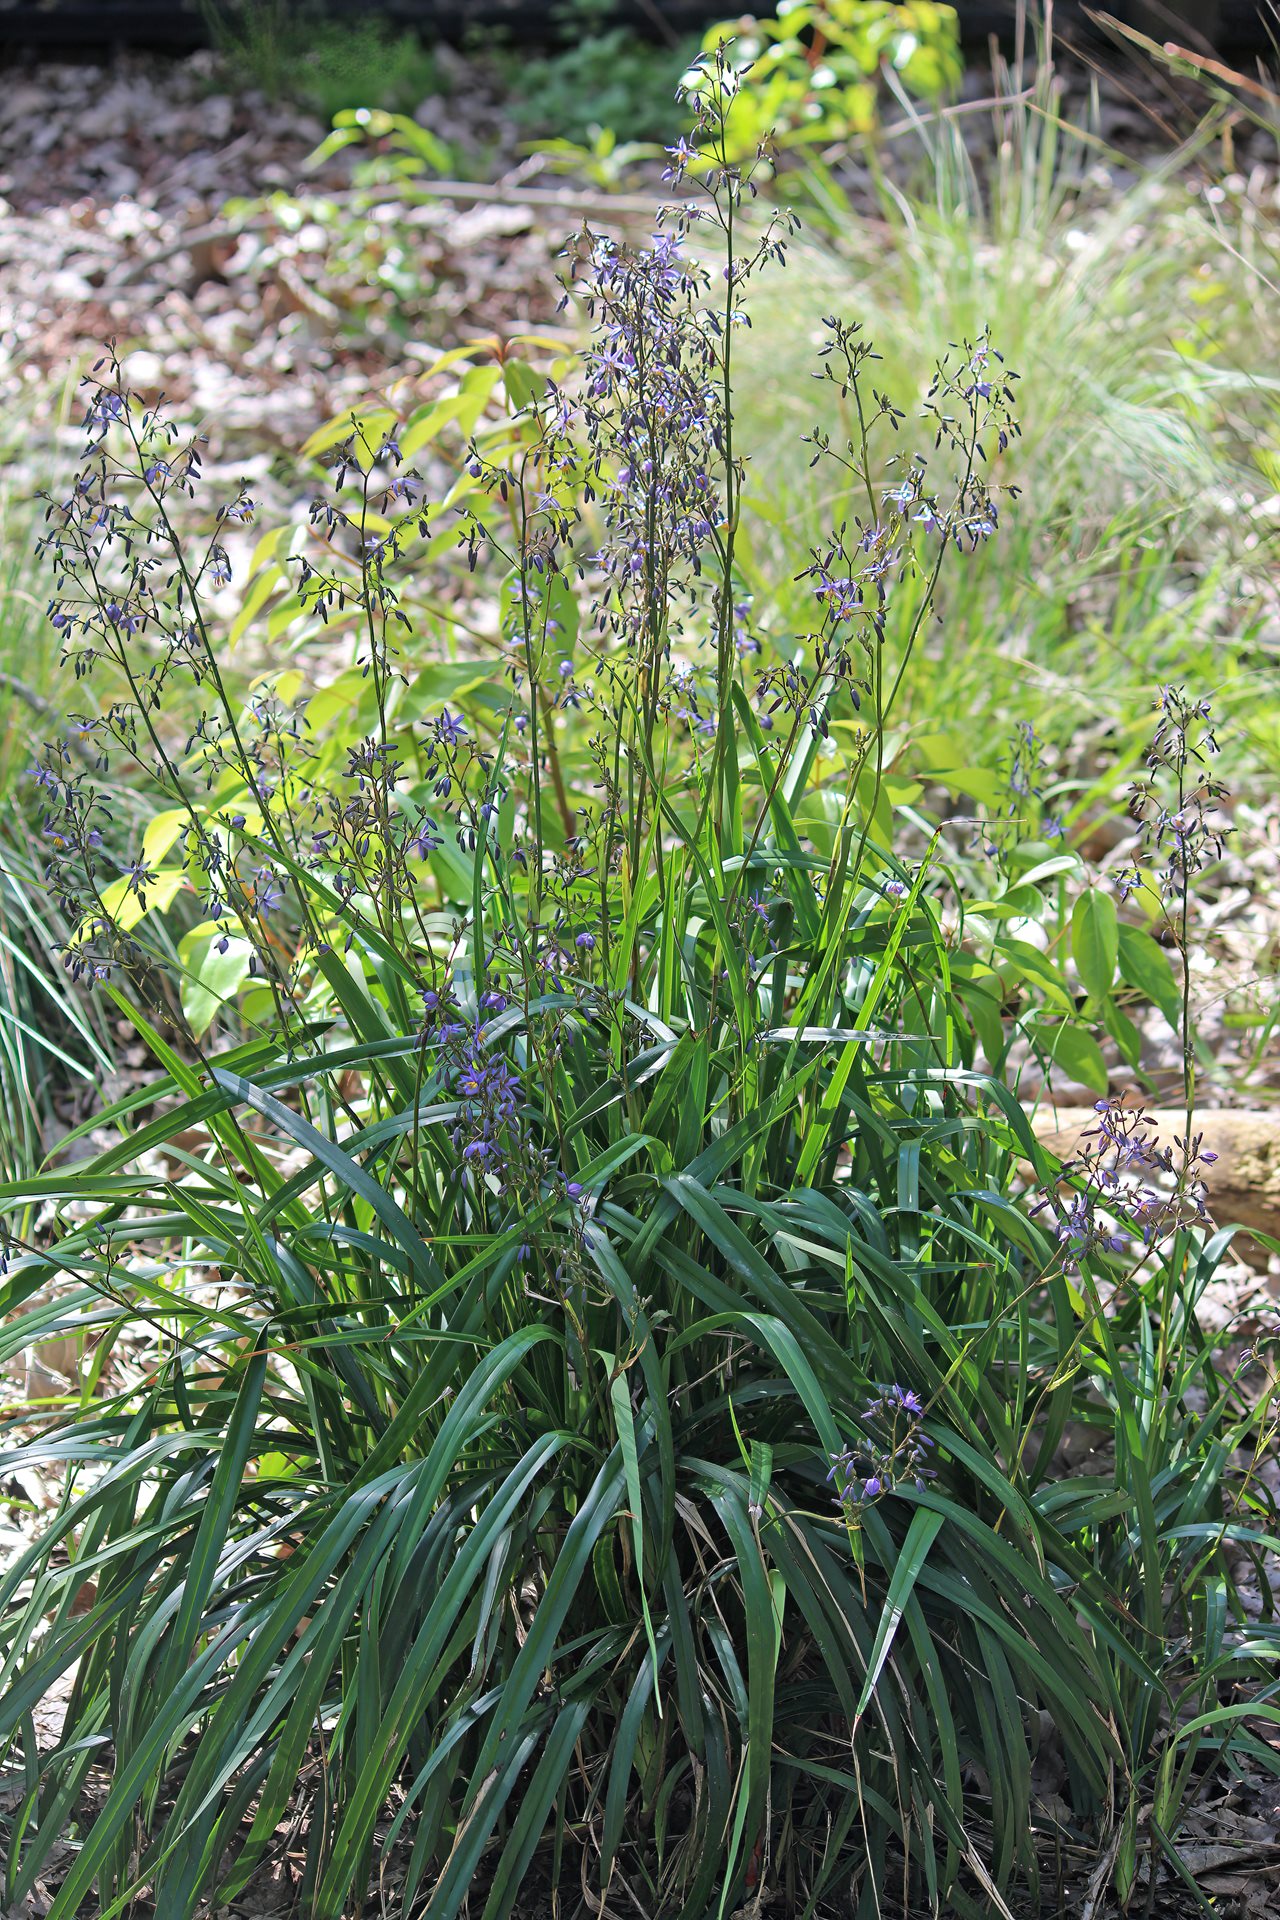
(758, 327, 1018, 762)
(977, 719, 1063, 861)
(30, 57, 1024, 1276)
(1032, 1097, 1217, 1276)
(829, 1383, 937, 1518)
(1115, 685, 1229, 1111)
(1117, 686, 1227, 910)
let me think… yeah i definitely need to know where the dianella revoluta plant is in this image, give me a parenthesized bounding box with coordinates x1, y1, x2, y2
(1025, 689, 1279, 1906)
(2, 45, 1276, 1920)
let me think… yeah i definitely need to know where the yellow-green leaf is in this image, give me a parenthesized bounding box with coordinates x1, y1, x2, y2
(141, 809, 186, 869)
(97, 868, 187, 932)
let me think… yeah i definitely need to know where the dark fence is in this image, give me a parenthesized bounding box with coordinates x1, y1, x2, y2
(0, 1, 1271, 59)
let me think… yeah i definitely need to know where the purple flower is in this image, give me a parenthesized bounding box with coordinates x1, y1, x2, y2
(830, 1381, 935, 1517)
(663, 136, 697, 181)
(85, 390, 125, 436)
(450, 1037, 524, 1188)
(408, 818, 442, 859)
(252, 868, 285, 915)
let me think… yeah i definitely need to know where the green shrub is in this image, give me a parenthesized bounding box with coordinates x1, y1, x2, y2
(496, 0, 698, 147)
(206, 0, 445, 119)
(698, 0, 963, 160)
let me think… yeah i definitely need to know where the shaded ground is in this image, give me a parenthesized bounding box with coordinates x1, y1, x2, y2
(5, 37, 1278, 471)
(0, 51, 576, 490)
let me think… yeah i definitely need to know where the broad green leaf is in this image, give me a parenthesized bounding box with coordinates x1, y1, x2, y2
(1071, 887, 1119, 1002)
(141, 809, 187, 868)
(96, 867, 186, 931)
(399, 366, 501, 459)
(996, 937, 1074, 1014)
(229, 561, 284, 648)
(177, 925, 253, 1038)
(500, 358, 545, 412)
(1117, 922, 1183, 1031)
(1102, 993, 1142, 1068)
(1043, 1020, 1109, 1095)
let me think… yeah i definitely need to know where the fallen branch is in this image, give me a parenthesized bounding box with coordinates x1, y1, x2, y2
(106, 183, 698, 290)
